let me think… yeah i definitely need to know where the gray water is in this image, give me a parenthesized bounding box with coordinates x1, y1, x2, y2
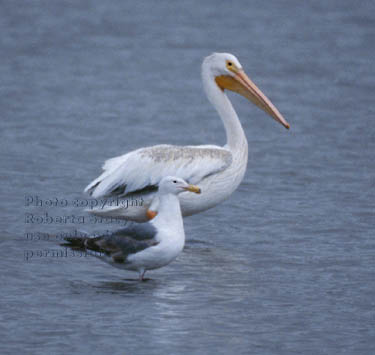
(1, 0, 374, 354)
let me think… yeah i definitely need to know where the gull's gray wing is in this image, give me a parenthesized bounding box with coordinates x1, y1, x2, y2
(62, 222, 158, 264)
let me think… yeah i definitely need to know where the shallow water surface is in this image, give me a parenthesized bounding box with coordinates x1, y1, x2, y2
(1, 1, 374, 354)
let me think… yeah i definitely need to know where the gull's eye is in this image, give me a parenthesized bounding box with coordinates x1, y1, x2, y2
(173, 180, 177, 183)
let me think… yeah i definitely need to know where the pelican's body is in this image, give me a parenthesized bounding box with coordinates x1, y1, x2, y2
(85, 53, 289, 221)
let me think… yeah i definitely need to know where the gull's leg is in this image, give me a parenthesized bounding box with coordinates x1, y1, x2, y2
(139, 269, 146, 281)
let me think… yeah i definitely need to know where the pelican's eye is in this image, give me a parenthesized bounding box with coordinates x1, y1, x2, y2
(226, 60, 238, 73)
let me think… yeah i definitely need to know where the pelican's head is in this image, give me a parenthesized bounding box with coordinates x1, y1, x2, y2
(158, 176, 201, 195)
(202, 53, 290, 129)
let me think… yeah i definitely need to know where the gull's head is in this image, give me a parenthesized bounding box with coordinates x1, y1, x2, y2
(158, 176, 201, 195)
(202, 52, 290, 129)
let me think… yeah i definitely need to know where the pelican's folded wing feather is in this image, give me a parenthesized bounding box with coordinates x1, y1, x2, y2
(84, 144, 232, 198)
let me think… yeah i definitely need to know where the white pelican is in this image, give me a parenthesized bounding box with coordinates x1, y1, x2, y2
(85, 53, 290, 221)
(64, 177, 201, 280)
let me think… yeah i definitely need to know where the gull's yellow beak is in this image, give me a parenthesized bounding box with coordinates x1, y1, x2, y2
(183, 184, 201, 194)
(215, 71, 290, 129)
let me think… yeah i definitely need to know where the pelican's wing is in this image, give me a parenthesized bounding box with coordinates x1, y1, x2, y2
(84, 144, 232, 198)
(62, 223, 158, 264)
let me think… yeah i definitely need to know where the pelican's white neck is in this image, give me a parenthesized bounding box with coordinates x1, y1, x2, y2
(201, 66, 247, 151)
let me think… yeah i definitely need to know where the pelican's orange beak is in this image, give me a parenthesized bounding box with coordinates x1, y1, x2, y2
(215, 71, 290, 129)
